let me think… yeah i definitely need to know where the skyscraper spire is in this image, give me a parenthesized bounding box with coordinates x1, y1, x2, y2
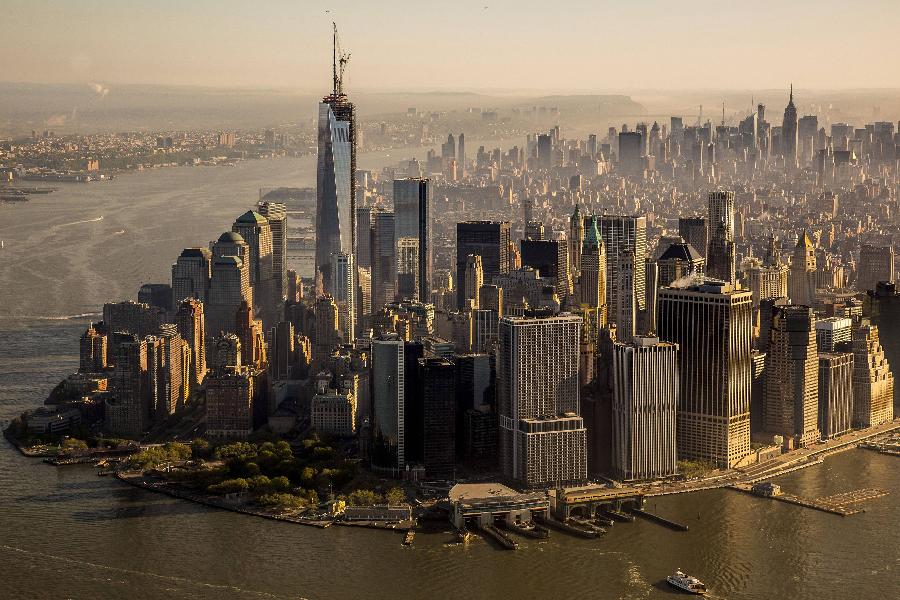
(332, 22, 337, 96)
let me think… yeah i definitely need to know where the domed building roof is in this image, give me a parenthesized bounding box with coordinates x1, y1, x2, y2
(217, 231, 245, 244)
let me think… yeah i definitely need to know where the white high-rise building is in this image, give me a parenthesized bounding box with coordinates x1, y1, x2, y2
(331, 252, 355, 342)
(498, 314, 587, 488)
(612, 337, 678, 480)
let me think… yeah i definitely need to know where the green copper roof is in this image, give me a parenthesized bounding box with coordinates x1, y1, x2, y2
(235, 210, 267, 225)
(583, 216, 601, 250)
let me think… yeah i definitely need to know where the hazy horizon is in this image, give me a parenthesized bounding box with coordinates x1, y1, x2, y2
(4, 0, 900, 92)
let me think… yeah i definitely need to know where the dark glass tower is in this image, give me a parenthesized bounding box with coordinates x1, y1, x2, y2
(315, 24, 356, 298)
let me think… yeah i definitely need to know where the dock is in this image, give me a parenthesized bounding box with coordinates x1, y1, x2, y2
(535, 513, 598, 538)
(628, 508, 689, 531)
(476, 523, 518, 550)
(498, 520, 550, 539)
(730, 483, 890, 516)
(602, 508, 636, 523)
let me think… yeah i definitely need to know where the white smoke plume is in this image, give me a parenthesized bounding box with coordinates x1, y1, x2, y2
(668, 271, 704, 289)
(89, 82, 110, 98)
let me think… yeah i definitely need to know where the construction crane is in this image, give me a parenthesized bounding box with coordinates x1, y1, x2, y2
(332, 22, 351, 97)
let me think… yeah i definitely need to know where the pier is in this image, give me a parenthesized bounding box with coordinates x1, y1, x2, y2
(476, 523, 519, 550)
(534, 513, 599, 538)
(730, 483, 890, 516)
(628, 508, 690, 531)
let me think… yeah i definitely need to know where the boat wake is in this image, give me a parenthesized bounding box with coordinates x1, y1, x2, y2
(56, 216, 104, 228)
(0, 312, 101, 321)
(0, 544, 301, 599)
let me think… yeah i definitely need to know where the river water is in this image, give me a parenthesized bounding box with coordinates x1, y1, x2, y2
(1, 154, 898, 600)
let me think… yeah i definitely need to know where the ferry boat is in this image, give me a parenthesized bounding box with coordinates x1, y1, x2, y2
(666, 570, 707, 595)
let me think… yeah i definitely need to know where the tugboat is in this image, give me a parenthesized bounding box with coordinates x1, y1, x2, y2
(666, 569, 707, 595)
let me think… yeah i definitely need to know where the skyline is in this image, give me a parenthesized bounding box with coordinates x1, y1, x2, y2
(4, 0, 900, 92)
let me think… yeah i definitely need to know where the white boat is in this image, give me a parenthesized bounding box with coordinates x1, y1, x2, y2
(666, 570, 707, 595)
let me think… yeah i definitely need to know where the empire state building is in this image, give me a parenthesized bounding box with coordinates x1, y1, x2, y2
(782, 84, 798, 169)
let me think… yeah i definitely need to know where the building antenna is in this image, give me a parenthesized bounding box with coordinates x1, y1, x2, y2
(721, 101, 725, 127)
(332, 22, 351, 97)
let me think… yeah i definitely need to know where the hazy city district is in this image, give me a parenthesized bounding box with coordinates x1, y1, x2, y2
(3, 22, 900, 600)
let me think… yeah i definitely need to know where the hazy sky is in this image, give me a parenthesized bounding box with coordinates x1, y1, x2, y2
(4, 0, 899, 92)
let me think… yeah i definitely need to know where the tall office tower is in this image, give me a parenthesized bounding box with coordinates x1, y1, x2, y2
(355, 206, 374, 269)
(473, 284, 503, 353)
(171, 248, 212, 304)
(315, 25, 356, 296)
(615, 251, 637, 342)
(256, 202, 287, 301)
(419, 357, 456, 478)
(618, 131, 642, 176)
(857, 244, 895, 292)
(235, 301, 266, 371)
(764, 306, 820, 448)
(456, 221, 510, 308)
(272, 321, 295, 380)
(578, 216, 607, 310)
(371, 211, 396, 311)
(232, 211, 274, 310)
(314, 295, 340, 364)
(757, 297, 790, 352)
(596, 215, 647, 325)
(643, 259, 659, 335)
(656, 240, 704, 287)
(210, 333, 241, 372)
(102, 301, 166, 347)
(657, 281, 753, 468)
(789, 231, 817, 306)
(175, 298, 206, 391)
(456, 353, 495, 456)
(852, 321, 894, 428)
(782, 85, 799, 169)
(569, 205, 585, 278)
(393, 178, 431, 303)
(536, 133, 553, 168)
(137, 284, 173, 314)
(670, 116, 684, 142)
(206, 368, 254, 439)
(442, 133, 456, 159)
(521, 239, 570, 298)
(357, 266, 372, 324)
(707, 191, 735, 241)
(678, 217, 708, 261)
(750, 349, 767, 433)
(524, 221, 545, 241)
(635, 122, 649, 155)
(207, 254, 252, 337)
(498, 314, 587, 488)
(371, 336, 406, 469)
(286, 269, 303, 304)
(104, 338, 149, 436)
(818, 352, 854, 440)
(707, 222, 736, 284)
(79, 324, 107, 373)
(331, 251, 355, 341)
(463, 254, 484, 309)
(612, 336, 678, 480)
(149, 325, 186, 420)
(457, 133, 466, 173)
(815, 317, 853, 352)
